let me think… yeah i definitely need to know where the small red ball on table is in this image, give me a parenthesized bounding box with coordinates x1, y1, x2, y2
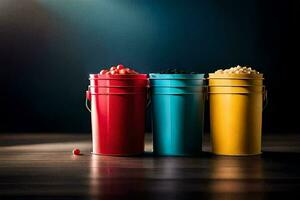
(73, 148, 80, 155)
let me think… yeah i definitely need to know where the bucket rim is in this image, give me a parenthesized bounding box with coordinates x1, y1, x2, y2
(88, 85, 148, 88)
(151, 93, 204, 95)
(149, 73, 205, 80)
(208, 73, 263, 79)
(89, 73, 148, 80)
(89, 92, 146, 95)
(208, 85, 264, 87)
(150, 85, 207, 88)
(208, 85, 265, 94)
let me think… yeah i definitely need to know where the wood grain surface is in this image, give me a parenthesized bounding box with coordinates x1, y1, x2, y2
(1, 133, 300, 199)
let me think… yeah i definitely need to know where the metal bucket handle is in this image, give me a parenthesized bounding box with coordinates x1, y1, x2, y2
(263, 86, 268, 111)
(86, 90, 91, 112)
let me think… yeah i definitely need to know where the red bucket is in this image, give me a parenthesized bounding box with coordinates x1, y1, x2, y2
(86, 74, 148, 156)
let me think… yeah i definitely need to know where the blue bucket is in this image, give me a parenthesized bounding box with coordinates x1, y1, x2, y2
(149, 73, 206, 156)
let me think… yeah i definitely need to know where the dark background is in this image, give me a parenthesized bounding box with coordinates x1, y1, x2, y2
(0, 0, 298, 133)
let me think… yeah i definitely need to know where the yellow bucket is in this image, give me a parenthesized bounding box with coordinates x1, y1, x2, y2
(208, 73, 266, 156)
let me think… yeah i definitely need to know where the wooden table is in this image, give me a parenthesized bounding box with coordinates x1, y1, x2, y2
(1, 133, 300, 199)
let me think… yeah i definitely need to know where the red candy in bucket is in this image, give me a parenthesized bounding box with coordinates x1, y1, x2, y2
(86, 64, 148, 156)
(100, 64, 139, 75)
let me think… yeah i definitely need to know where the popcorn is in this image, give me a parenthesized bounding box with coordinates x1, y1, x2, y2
(214, 65, 260, 74)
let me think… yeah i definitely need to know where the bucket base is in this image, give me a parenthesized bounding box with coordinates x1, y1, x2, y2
(212, 152, 262, 156)
(91, 152, 144, 157)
